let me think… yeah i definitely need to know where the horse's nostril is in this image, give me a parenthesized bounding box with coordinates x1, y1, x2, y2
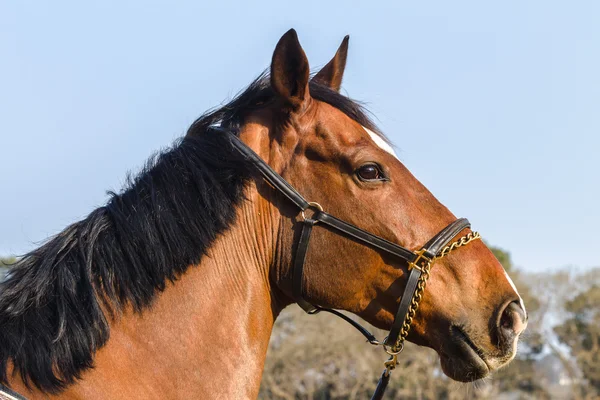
(498, 301, 527, 339)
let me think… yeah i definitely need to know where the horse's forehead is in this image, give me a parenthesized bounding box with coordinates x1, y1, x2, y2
(308, 104, 364, 145)
(312, 102, 397, 157)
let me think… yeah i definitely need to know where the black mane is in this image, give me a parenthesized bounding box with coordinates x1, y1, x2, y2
(0, 74, 380, 393)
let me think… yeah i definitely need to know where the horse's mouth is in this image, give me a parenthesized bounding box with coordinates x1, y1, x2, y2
(439, 325, 490, 382)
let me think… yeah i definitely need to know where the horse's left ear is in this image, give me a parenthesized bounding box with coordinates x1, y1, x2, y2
(312, 35, 349, 92)
(271, 29, 311, 111)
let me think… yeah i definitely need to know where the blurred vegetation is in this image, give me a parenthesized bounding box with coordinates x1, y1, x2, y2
(0, 256, 16, 267)
(554, 284, 600, 397)
(259, 246, 600, 400)
(490, 244, 514, 272)
(0, 256, 16, 278)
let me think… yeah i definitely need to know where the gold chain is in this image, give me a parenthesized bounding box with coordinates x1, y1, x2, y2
(389, 231, 481, 353)
(436, 231, 481, 260)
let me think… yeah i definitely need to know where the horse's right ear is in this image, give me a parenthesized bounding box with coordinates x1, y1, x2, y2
(271, 29, 311, 111)
(312, 35, 349, 92)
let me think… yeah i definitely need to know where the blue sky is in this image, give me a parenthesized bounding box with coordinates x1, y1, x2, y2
(0, 1, 598, 272)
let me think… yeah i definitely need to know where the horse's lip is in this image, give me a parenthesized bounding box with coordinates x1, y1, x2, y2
(450, 326, 488, 363)
(439, 325, 490, 381)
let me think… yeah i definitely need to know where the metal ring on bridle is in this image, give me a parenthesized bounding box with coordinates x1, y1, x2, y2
(301, 202, 324, 221)
(383, 342, 404, 356)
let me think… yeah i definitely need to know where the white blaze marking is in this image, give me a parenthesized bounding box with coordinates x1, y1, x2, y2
(363, 126, 398, 158)
(503, 270, 526, 314)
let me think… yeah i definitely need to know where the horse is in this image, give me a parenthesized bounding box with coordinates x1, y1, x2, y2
(0, 29, 527, 399)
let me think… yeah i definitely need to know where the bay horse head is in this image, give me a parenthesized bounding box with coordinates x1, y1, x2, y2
(0, 29, 526, 398)
(231, 29, 527, 381)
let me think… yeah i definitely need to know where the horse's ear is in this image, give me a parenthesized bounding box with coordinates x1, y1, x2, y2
(312, 36, 349, 92)
(271, 29, 311, 110)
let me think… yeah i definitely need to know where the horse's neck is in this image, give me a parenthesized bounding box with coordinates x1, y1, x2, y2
(15, 190, 281, 400)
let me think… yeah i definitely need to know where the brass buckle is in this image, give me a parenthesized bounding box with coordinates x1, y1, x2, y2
(408, 249, 432, 272)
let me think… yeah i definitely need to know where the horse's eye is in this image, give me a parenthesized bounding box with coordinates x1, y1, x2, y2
(356, 164, 386, 181)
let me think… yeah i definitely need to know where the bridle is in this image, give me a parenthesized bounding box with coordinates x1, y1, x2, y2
(219, 127, 482, 399)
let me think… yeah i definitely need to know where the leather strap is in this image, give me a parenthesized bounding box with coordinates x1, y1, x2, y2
(292, 218, 380, 344)
(385, 268, 422, 346)
(422, 218, 471, 257)
(370, 369, 391, 400)
(222, 127, 310, 211)
(293, 219, 319, 313)
(312, 307, 379, 344)
(314, 212, 416, 261)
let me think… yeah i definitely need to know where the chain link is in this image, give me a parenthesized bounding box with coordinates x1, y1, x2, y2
(435, 231, 481, 260)
(389, 231, 481, 352)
